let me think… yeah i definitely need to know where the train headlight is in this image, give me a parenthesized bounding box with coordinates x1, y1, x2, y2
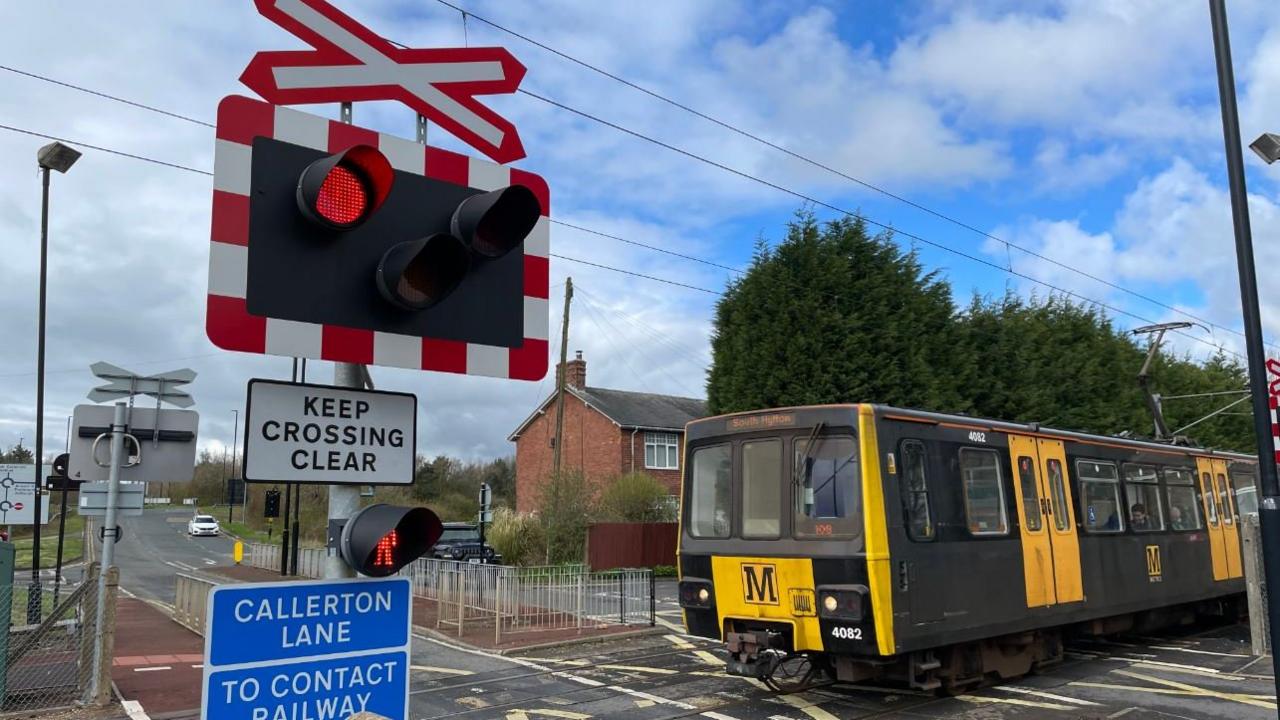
(679, 578, 715, 609)
(816, 584, 868, 621)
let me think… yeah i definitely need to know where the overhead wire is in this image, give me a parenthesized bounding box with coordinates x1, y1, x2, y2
(435, 1, 1257, 350)
(574, 285, 711, 371)
(0, 67, 1249, 361)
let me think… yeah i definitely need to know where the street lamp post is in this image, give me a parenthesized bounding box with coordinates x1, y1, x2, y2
(228, 410, 239, 524)
(31, 141, 80, 624)
(1209, 0, 1280, 696)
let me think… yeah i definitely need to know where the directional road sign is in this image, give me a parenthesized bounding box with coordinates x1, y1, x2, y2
(243, 380, 416, 486)
(240, 0, 527, 164)
(88, 362, 196, 408)
(201, 576, 411, 720)
(0, 466, 50, 526)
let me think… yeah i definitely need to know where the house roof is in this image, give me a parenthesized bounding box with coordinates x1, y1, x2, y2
(573, 386, 706, 430)
(508, 385, 707, 440)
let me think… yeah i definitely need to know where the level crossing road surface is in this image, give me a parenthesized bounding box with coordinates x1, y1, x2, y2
(97, 508, 1278, 720)
(408, 626, 1276, 720)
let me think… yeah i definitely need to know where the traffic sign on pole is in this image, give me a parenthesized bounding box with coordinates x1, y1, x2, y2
(200, 576, 411, 720)
(240, 0, 527, 164)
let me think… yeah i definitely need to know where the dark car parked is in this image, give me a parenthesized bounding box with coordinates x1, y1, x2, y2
(431, 522, 502, 564)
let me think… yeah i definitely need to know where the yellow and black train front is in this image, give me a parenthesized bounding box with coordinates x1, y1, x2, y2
(677, 405, 895, 680)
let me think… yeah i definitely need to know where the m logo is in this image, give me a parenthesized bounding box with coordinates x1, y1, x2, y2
(1146, 545, 1162, 581)
(741, 563, 779, 605)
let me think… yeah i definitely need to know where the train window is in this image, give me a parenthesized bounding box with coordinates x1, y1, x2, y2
(795, 436, 859, 539)
(687, 444, 731, 538)
(1163, 467, 1203, 531)
(1046, 458, 1070, 532)
(959, 448, 1008, 536)
(1078, 460, 1123, 533)
(1234, 471, 1258, 515)
(1217, 474, 1236, 527)
(742, 439, 782, 538)
(899, 440, 933, 541)
(1016, 456, 1042, 532)
(1201, 472, 1220, 527)
(1122, 464, 1164, 532)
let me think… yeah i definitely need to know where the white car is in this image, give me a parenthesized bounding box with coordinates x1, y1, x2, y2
(188, 514, 221, 537)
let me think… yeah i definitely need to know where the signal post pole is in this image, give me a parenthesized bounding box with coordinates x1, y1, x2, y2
(326, 101, 360, 581)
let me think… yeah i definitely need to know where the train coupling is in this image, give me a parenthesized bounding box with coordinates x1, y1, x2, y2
(724, 629, 787, 679)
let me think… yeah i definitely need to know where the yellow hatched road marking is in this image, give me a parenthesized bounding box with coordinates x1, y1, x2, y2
(665, 634, 696, 649)
(504, 710, 592, 720)
(773, 693, 839, 720)
(957, 695, 1075, 711)
(695, 650, 724, 666)
(633, 699, 655, 708)
(1150, 645, 1251, 658)
(993, 686, 1102, 706)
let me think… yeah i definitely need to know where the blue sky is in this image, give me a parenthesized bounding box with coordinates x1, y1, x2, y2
(3, 1, 1280, 460)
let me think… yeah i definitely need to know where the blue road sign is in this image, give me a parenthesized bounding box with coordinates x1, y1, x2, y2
(201, 577, 411, 720)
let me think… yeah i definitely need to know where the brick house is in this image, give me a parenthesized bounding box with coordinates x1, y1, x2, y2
(508, 352, 706, 513)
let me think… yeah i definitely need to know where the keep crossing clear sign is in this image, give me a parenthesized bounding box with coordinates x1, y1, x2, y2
(243, 379, 416, 485)
(201, 577, 411, 720)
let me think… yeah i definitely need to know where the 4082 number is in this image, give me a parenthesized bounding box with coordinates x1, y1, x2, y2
(830, 626, 863, 640)
(967, 431, 987, 443)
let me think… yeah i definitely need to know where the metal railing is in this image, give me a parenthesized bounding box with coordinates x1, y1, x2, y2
(242, 545, 655, 643)
(174, 573, 217, 636)
(0, 564, 118, 713)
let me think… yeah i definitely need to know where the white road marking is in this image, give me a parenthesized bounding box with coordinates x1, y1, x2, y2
(122, 699, 151, 720)
(134, 666, 171, 672)
(1150, 645, 1250, 658)
(411, 664, 475, 676)
(701, 712, 744, 720)
(203, 559, 216, 565)
(994, 685, 1102, 706)
(606, 685, 695, 709)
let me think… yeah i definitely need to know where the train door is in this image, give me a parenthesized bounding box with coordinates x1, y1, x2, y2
(1212, 458, 1243, 579)
(1194, 456, 1228, 581)
(1039, 439, 1082, 603)
(1008, 436, 1083, 607)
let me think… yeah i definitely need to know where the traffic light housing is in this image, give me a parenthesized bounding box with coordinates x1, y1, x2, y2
(340, 504, 443, 577)
(264, 489, 281, 519)
(207, 96, 550, 380)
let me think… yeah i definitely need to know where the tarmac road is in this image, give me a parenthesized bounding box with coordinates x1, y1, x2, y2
(90, 506, 238, 604)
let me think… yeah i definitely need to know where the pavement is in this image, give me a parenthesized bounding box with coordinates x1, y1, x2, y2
(100, 508, 1280, 720)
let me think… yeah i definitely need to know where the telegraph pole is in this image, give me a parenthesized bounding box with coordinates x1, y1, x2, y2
(1208, 0, 1280, 695)
(552, 278, 573, 477)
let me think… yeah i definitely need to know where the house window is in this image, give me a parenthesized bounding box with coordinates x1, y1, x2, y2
(645, 432, 679, 470)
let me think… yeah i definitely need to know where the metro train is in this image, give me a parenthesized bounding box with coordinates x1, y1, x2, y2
(677, 404, 1252, 691)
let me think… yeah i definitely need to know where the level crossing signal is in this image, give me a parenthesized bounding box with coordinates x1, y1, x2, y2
(340, 503, 443, 576)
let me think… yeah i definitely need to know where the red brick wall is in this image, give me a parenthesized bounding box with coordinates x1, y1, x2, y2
(514, 394, 623, 513)
(622, 430, 684, 495)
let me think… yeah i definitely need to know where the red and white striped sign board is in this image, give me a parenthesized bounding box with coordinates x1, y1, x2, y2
(205, 95, 550, 380)
(1269, 358, 1280, 464)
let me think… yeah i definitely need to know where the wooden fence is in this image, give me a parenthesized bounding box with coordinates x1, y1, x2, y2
(587, 523, 677, 570)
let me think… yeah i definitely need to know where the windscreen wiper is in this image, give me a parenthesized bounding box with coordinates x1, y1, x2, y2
(793, 422, 825, 486)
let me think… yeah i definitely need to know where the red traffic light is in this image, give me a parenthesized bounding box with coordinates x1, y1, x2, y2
(340, 504, 443, 577)
(297, 145, 394, 229)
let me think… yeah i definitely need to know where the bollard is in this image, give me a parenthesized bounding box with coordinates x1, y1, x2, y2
(233, 540, 244, 565)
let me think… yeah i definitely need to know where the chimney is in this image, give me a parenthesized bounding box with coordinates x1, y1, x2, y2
(558, 350, 587, 389)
